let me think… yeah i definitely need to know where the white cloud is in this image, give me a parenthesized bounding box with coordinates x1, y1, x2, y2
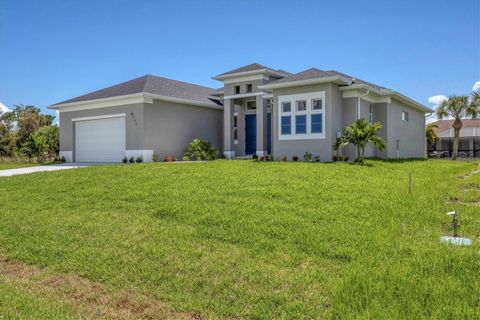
(428, 95, 448, 107)
(0, 102, 11, 114)
(426, 95, 448, 123)
(473, 81, 480, 92)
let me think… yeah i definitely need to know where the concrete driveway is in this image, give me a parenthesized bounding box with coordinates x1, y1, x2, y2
(0, 163, 103, 177)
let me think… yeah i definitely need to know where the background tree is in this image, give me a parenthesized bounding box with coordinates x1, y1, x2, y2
(426, 123, 439, 150)
(436, 95, 479, 160)
(0, 104, 58, 161)
(334, 118, 385, 164)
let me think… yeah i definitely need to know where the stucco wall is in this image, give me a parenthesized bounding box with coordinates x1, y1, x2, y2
(272, 83, 334, 161)
(374, 103, 388, 158)
(143, 100, 223, 160)
(386, 99, 426, 158)
(59, 103, 145, 160)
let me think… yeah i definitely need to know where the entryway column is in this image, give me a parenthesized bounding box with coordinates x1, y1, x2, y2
(256, 95, 267, 156)
(223, 98, 235, 159)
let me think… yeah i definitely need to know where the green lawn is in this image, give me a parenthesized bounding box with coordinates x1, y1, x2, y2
(0, 160, 479, 319)
(0, 162, 39, 170)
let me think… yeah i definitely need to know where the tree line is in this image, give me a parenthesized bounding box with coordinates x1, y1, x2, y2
(0, 105, 59, 162)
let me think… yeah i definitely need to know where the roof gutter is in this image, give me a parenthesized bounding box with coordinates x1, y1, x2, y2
(341, 84, 433, 113)
(258, 75, 351, 90)
(49, 92, 223, 111)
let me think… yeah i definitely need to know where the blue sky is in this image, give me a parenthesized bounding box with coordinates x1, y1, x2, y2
(0, 0, 479, 117)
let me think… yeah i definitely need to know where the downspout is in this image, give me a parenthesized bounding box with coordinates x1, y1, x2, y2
(357, 89, 370, 119)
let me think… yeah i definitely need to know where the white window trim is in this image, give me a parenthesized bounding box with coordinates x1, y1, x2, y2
(402, 111, 409, 122)
(233, 112, 239, 144)
(278, 92, 326, 140)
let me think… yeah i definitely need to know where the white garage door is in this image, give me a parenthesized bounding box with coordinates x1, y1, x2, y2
(75, 116, 126, 162)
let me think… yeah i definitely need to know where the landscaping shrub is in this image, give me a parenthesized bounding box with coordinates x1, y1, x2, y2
(304, 152, 312, 162)
(183, 138, 217, 161)
(128, 157, 135, 163)
(151, 153, 158, 162)
(122, 156, 128, 163)
(292, 155, 299, 161)
(281, 155, 287, 161)
(135, 156, 143, 163)
(252, 154, 258, 160)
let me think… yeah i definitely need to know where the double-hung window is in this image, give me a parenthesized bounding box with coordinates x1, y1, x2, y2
(281, 102, 292, 135)
(295, 115, 307, 134)
(278, 92, 325, 140)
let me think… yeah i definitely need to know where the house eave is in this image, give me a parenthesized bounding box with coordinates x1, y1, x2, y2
(340, 84, 433, 113)
(212, 68, 288, 81)
(258, 76, 352, 90)
(49, 92, 222, 112)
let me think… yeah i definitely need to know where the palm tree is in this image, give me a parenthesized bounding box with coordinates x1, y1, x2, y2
(334, 118, 385, 164)
(436, 95, 479, 160)
(426, 123, 439, 150)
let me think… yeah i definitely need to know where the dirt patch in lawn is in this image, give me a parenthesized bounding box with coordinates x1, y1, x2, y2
(0, 256, 200, 319)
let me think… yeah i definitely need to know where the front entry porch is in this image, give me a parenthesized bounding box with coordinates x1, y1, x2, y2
(223, 96, 272, 158)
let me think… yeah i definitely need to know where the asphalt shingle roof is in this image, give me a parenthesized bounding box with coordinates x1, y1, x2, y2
(269, 68, 338, 84)
(269, 68, 390, 91)
(214, 63, 288, 78)
(55, 75, 219, 105)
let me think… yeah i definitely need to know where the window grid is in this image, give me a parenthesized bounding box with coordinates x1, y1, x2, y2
(279, 92, 325, 139)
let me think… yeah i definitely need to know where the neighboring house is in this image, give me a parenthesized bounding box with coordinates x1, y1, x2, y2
(49, 63, 432, 162)
(428, 119, 480, 158)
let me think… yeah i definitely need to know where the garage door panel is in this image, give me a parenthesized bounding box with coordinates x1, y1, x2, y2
(75, 117, 126, 162)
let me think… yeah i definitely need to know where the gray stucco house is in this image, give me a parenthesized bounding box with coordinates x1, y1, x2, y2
(49, 63, 432, 162)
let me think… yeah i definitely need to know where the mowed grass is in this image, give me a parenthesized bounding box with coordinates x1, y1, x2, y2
(0, 162, 39, 170)
(0, 281, 77, 319)
(0, 160, 479, 319)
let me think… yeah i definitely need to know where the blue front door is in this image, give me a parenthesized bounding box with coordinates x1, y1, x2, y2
(245, 114, 256, 155)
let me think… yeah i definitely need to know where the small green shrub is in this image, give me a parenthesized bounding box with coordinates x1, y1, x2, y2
(152, 154, 158, 162)
(252, 154, 258, 160)
(60, 156, 66, 163)
(182, 156, 190, 161)
(135, 156, 143, 163)
(184, 138, 217, 161)
(122, 156, 128, 163)
(129, 157, 135, 163)
(304, 152, 312, 162)
(292, 155, 299, 161)
(281, 155, 288, 161)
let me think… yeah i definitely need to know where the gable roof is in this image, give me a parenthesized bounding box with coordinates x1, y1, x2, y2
(259, 67, 432, 113)
(212, 63, 290, 80)
(52, 75, 220, 107)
